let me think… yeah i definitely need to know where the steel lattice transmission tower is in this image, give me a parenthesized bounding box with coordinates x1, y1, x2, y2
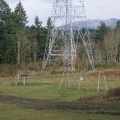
(42, 0, 94, 71)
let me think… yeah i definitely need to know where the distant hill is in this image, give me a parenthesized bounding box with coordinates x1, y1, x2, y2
(60, 18, 119, 30)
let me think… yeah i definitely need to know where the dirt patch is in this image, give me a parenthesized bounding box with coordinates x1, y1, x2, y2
(0, 94, 120, 116)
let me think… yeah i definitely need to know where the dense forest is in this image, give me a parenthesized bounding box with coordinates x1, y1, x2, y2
(0, 0, 120, 69)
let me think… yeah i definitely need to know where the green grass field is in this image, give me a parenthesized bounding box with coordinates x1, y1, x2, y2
(0, 75, 120, 120)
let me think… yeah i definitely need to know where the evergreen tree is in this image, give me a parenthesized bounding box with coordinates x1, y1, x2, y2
(0, 0, 30, 64)
(0, 0, 17, 63)
(14, 1, 28, 27)
(30, 16, 47, 59)
(29, 16, 48, 60)
(35, 16, 42, 30)
(116, 20, 120, 28)
(46, 17, 52, 29)
(116, 20, 120, 62)
(96, 22, 108, 41)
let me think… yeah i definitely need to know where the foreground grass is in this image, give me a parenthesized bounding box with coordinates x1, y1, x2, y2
(0, 103, 120, 120)
(0, 76, 120, 120)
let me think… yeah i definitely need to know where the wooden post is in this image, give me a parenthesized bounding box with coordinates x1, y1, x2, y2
(78, 74, 83, 91)
(59, 71, 65, 89)
(97, 71, 108, 92)
(97, 71, 101, 92)
(86, 72, 89, 91)
(104, 76, 108, 91)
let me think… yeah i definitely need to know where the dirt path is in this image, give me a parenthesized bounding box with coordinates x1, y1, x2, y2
(0, 94, 120, 116)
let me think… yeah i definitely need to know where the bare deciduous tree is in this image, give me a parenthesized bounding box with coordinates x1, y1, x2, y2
(16, 28, 31, 65)
(103, 29, 120, 63)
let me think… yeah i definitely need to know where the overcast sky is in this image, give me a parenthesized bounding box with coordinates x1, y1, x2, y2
(5, 0, 120, 26)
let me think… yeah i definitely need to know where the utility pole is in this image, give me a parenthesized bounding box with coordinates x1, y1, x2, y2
(42, 0, 94, 72)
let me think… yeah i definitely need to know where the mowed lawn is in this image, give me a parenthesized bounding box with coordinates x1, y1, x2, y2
(0, 75, 120, 120)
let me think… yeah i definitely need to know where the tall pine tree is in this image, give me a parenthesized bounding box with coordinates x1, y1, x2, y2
(96, 22, 108, 41)
(14, 1, 28, 27)
(0, 0, 17, 63)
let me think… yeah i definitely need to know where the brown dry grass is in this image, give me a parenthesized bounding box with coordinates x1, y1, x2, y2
(79, 87, 120, 102)
(106, 87, 120, 101)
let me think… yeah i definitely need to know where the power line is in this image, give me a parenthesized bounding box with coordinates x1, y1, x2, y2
(85, 1, 120, 18)
(100, 0, 120, 12)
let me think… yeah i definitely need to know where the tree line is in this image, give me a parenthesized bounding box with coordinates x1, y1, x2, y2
(92, 21, 120, 65)
(0, 0, 120, 68)
(0, 0, 51, 66)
